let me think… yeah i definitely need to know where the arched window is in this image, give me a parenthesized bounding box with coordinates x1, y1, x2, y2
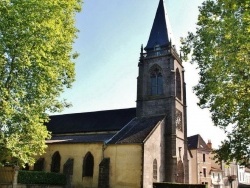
(176, 68, 182, 100)
(82, 152, 94, 177)
(150, 66, 163, 95)
(153, 159, 157, 180)
(51, 151, 61, 173)
(34, 158, 45, 171)
(22, 163, 29, 170)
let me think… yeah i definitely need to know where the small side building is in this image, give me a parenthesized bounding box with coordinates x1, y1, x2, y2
(188, 134, 212, 186)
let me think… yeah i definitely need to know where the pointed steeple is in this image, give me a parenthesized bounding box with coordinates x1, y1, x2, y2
(145, 0, 172, 51)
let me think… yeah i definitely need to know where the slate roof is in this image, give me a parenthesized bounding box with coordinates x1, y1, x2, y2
(107, 115, 165, 144)
(187, 134, 211, 151)
(46, 133, 115, 144)
(46, 108, 164, 145)
(145, 0, 171, 50)
(47, 108, 136, 134)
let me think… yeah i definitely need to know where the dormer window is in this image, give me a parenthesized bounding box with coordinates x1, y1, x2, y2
(150, 67, 163, 95)
(154, 44, 161, 56)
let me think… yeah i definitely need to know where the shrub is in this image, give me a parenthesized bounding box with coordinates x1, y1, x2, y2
(18, 170, 66, 185)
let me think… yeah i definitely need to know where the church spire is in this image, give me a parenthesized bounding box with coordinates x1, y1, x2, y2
(145, 0, 172, 51)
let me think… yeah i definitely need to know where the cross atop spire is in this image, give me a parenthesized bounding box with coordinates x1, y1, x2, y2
(145, 0, 173, 51)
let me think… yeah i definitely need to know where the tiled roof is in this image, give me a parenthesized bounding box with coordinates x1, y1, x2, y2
(145, 0, 170, 50)
(47, 108, 136, 134)
(210, 167, 223, 172)
(107, 115, 165, 144)
(46, 133, 115, 144)
(187, 134, 211, 150)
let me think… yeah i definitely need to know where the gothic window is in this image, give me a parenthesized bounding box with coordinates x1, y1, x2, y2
(176, 68, 181, 100)
(150, 67, 163, 95)
(34, 158, 45, 171)
(153, 159, 157, 180)
(51, 151, 61, 173)
(22, 164, 29, 170)
(82, 152, 94, 177)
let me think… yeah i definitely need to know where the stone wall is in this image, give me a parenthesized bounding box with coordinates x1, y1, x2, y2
(143, 120, 165, 188)
(105, 144, 142, 188)
(40, 143, 104, 187)
(0, 166, 15, 186)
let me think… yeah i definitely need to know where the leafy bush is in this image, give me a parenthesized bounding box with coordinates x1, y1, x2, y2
(18, 170, 66, 185)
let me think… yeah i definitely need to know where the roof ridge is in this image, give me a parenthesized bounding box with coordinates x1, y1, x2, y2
(49, 107, 136, 117)
(106, 117, 137, 144)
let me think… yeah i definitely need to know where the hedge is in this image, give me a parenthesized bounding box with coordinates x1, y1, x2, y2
(18, 170, 67, 185)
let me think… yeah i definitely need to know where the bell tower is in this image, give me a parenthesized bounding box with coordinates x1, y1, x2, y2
(136, 0, 189, 183)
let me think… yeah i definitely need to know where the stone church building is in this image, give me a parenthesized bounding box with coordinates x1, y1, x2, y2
(34, 0, 189, 187)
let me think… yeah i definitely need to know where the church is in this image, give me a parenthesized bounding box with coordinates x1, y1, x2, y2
(34, 0, 190, 187)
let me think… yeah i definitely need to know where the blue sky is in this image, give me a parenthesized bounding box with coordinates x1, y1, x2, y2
(58, 0, 225, 148)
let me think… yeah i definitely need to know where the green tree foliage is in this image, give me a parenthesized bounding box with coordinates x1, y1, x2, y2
(0, 0, 82, 166)
(181, 0, 250, 164)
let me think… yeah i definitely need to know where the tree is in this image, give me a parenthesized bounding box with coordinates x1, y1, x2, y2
(0, 0, 82, 166)
(181, 0, 250, 164)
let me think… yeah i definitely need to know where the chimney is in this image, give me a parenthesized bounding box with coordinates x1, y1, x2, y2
(207, 139, 212, 149)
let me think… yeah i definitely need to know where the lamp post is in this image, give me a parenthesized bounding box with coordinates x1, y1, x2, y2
(228, 175, 236, 188)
